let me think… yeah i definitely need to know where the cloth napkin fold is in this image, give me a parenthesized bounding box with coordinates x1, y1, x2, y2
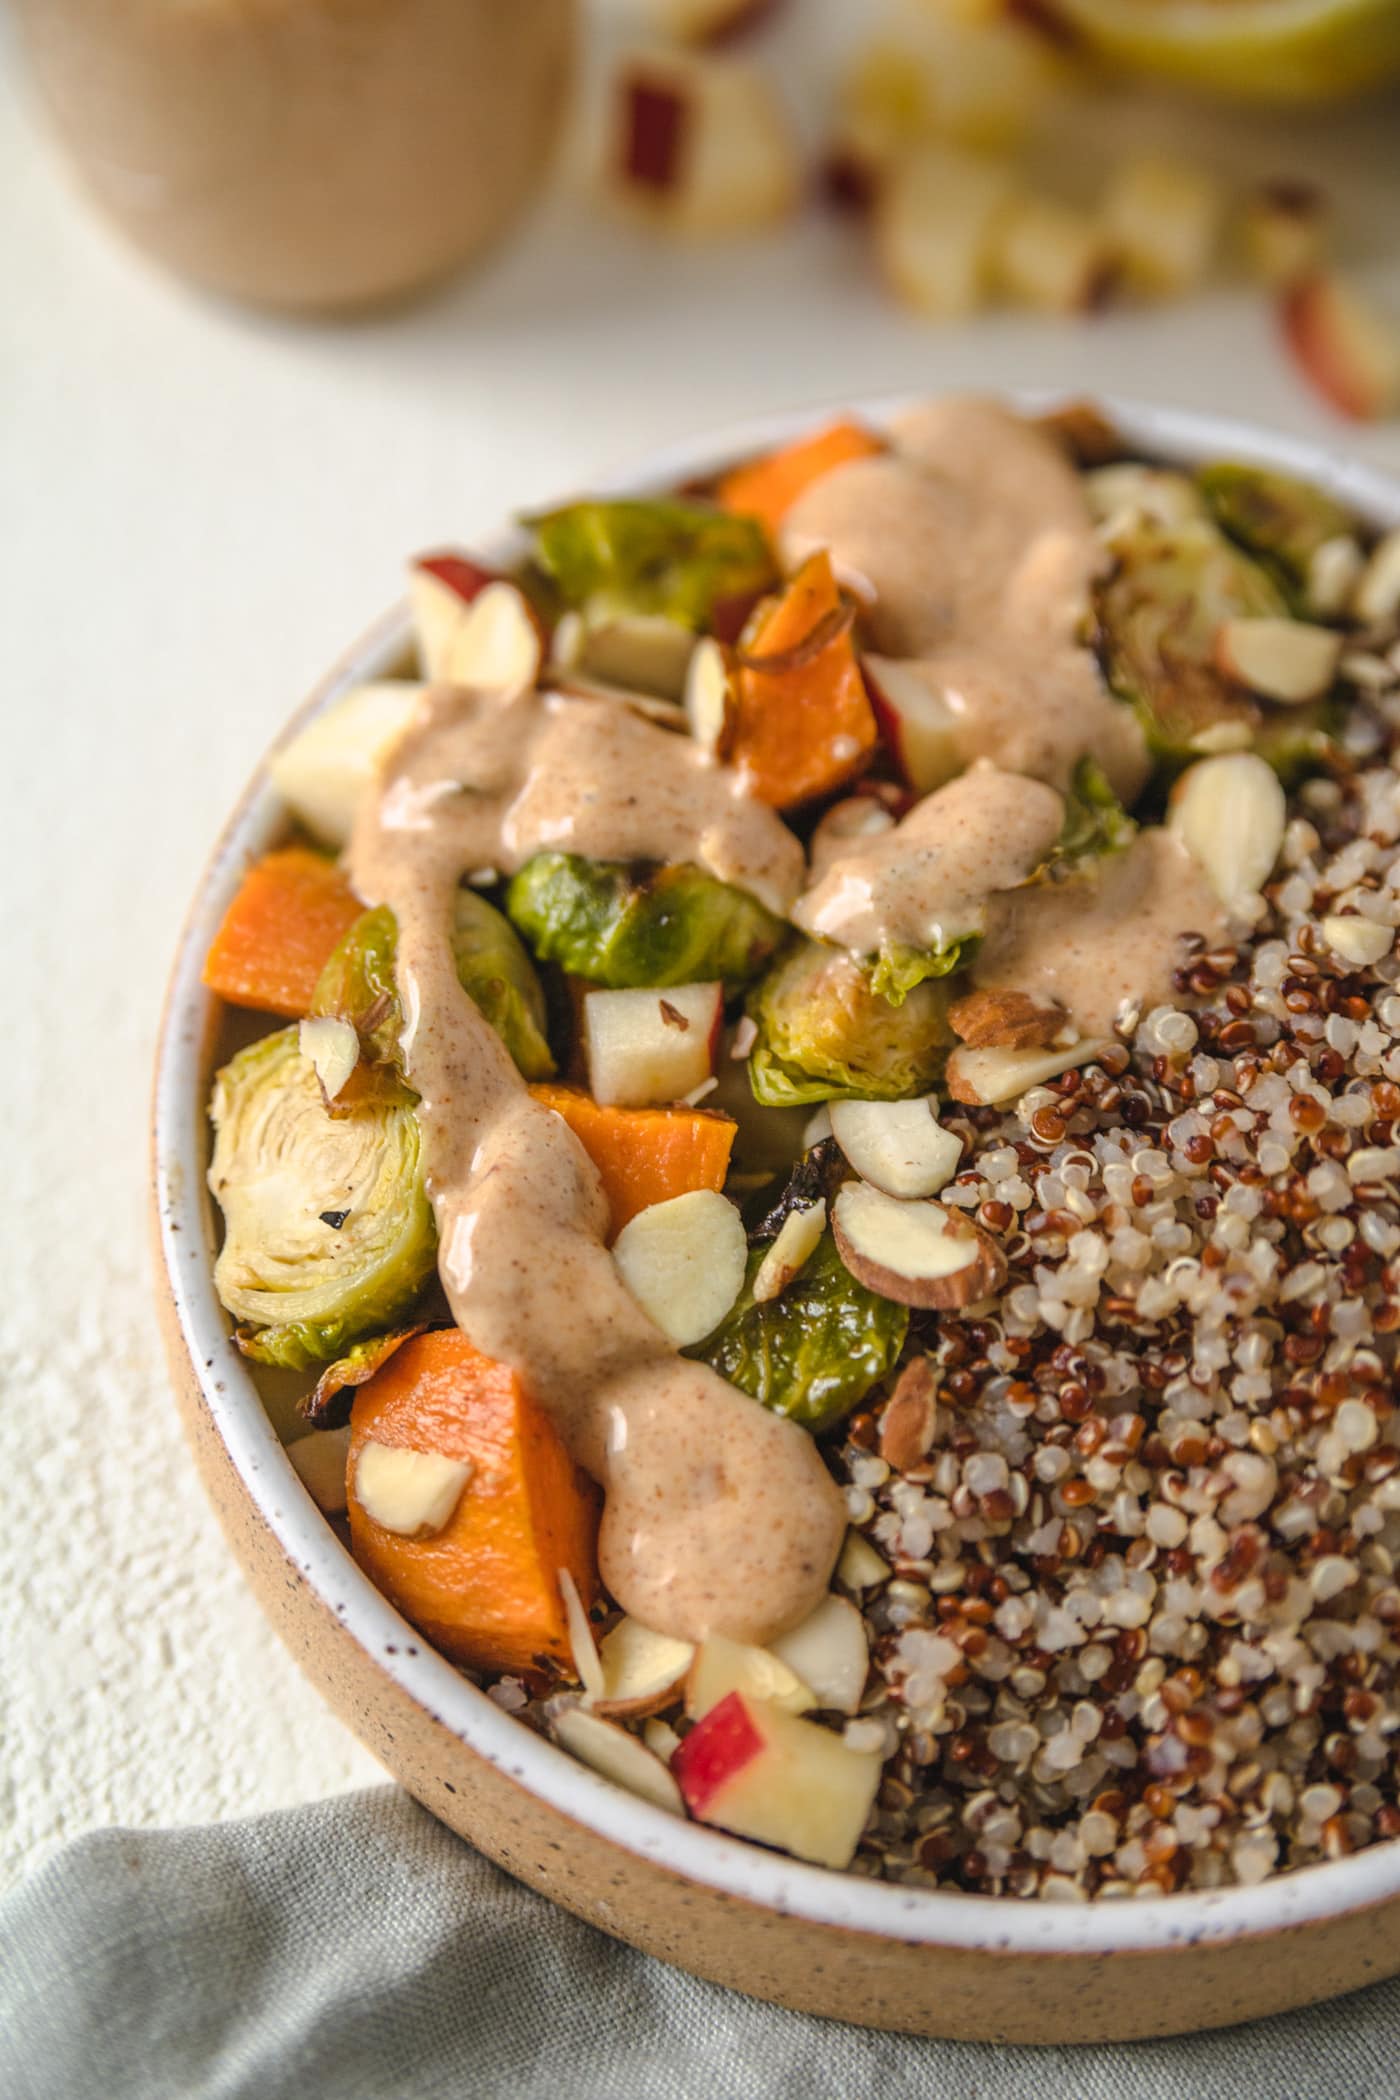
(0, 1785, 1393, 2100)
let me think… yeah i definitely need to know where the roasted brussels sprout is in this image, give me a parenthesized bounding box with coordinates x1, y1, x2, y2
(688, 1229, 908, 1434)
(1051, 758, 1137, 869)
(208, 1027, 437, 1371)
(523, 498, 776, 632)
(1196, 462, 1354, 607)
(867, 937, 972, 1007)
(506, 853, 786, 991)
(748, 941, 950, 1106)
(313, 892, 555, 1081)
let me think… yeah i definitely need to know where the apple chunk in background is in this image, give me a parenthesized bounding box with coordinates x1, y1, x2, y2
(607, 47, 801, 233)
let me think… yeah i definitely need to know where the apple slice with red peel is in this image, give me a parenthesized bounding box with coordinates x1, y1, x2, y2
(611, 51, 800, 237)
(672, 1689, 882, 1868)
(595, 1618, 695, 1720)
(828, 1096, 962, 1200)
(684, 636, 735, 756)
(268, 681, 424, 850)
(1215, 616, 1342, 704)
(584, 982, 723, 1108)
(612, 1188, 748, 1347)
(864, 656, 963, 794)
(769, 1595, 869, 1717)
(685, 1635, 814, 1720)
(832, 1183, 1006, 1310)
(1281, 273, 1400, 423)
(552, 1704, 686, 1816)
(435, 580, 545, 693)
(409, 552, 497, 678)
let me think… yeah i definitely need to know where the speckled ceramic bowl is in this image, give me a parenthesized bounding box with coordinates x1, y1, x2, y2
(153, 396, 1400, 2043)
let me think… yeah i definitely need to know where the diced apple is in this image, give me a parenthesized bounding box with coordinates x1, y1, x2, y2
(435, 579, 545, 693)
(409, 552, 497, 679)
(584, 982, 723, 1108)
(612, 1187, 748, 1347)
(864, 655, 964, 792)
(828, 1096, 962, 1201)
(1281, 273, 1400, 423)
(672, 1689, 882, 1868)
(769, 1595, 869, 1716)
(875, 147, 1014, 319)
(992, 193, 1116, 314)
(832, 1182, 1006, 1311)
(1240, 180, 1330, 290)
(685, 1635, 814, 1719)
(1168, 751, 1286, 915)
(552, 1704, 686, 1815)
(1215, 616, 1342, 704)
(1101, 154, 1224, 297)
(567, 613, 696, 701)
(595, 1618, 695, 1719)
(945, 1035, 1112, 1107)
(610, 50, 800, 237)
(267, 681, 424, 849)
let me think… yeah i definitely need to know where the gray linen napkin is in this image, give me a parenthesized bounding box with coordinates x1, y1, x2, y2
(0, 1785, 1392, 2100)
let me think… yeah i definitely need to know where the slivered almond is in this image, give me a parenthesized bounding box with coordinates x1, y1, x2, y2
(684, 636, 734, 756)
(945, 1036, 1111, 1108)
(1352, 529, 1400, 627)
(437, 579, 544, 693)
(559, 1567, 605, 1702)
(551, 1704, 685, 1815)
(1215, 617, 1342, 704)
(831, 1183, 1006, 1311)
(354, 1442, 472, 1539)
(752, 1197, 827, 1304)
(1321, 914, 1393, 968)
(612, 1187, 748, 1346)
(877, 1356, 937, 1471)
(1168, 751, 1286, 915)
(948, 987, 1068, 1052)
(1307, 536, 1365, 619)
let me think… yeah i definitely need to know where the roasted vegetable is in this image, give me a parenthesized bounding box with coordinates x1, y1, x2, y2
(304, 1324, 429, 1429)
(528, 1084, 737, 1236)
(203, 847, 365, 1020)
(748, 941, 950, 1106)
(727, 550, 879, 809)
(506, 853, 785, 991)
(523, 497, 776, 633)
(1050, 758, 1137, 869)
(688, 1231, 907, 1434)
(1196, 461, 1354, 606)
(867, 937, 973, 1008)
(314, 892, 554, 1081)
(208, 1027, 436, 1370)
(718, 419, 884, 533)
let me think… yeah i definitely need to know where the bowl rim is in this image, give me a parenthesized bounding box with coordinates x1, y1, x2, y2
(154, 389, 1400, 1959)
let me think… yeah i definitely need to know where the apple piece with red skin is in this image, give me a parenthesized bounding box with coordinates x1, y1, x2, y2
(672, 1689, 882, 1869)
(1281, 273, 1400, 424)
(611, 51, 800, 237)
(583, 982, 723, 1108)
(409, 552, 498, 679)
(864, 655, 963, 794)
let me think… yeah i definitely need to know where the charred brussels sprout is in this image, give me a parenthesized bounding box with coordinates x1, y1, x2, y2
(523, 498, 776, 631)
(688, 1230, 908, 1434)
(313, 893, 554, 1081)
(506, 854, 786, 991)
(1051, 758, 1137, 869)
(1196, 462, 1354, 606)
(208, 1027, 437, 1370)
(748, 941, 950, 1106)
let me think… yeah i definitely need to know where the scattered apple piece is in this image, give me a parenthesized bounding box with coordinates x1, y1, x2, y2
(751, 1197, 827, 1304)
(672, 1689, 881, 1868)
(612, 1187, 749, 1346)
(1215, 616, 1343, 704)
(287, 1426, 351, 1516)
(1168, 751, 1286, 915)
(1281, 273, 1400, 423)
(354, 1440, 473, 1540)
(944, 1036, 1112, 1108)
(610, 50, 800, 236)
(828, 1097, 962, 1200)
(1240, 180, 1330, 289)
(992, 193, 1116, 314)
(409, 552, 497, 678)
(568, 613, 697, 701)
(831, 1183, 1006, 1310)
(595, 1618, 696, 1719)
(686, 1635, 814, 1719)
(864, 655, 964, 794)
(875, 146, 1014, 318)
(435, 579, 545, 692)
(268, 683, 424, 851)
(298, 1015, 361, 1103)
(1101, 153, 1223, 297)
(1352, 529, 1400, 627)
(552, 1704, 686, 1816)
(583, 982, 723, 1108)
(769, 1595, 869, 1716)
(1321, 914, 1393, 967)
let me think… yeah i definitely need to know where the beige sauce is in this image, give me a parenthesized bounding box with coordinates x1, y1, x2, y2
(795, 764, 1064, 960)
(783, 396, 1150, 803)
(350, 682, 842, 1646)
(974, 829, 1227, 1037)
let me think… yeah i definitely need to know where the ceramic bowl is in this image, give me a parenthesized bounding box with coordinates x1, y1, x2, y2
(152, 395, 1400, 2043)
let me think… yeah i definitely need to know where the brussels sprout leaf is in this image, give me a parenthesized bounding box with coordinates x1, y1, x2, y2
(523, 498, 776, 631)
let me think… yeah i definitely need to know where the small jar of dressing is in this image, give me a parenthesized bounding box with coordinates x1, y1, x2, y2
(14, 0, 576, 313)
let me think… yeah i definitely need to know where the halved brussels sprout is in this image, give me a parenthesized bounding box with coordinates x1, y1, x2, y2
(1049, 757, 1137, 869)
(687, 1228, 908, 1435)
(313, 892, 555, 1081)
(506, 853, 786, 991)
(1094, 516, 1293, 766)
(1196, 462, 1354, 606)
(867, 937, 973, 1007)
(208, 1027, 437, 1371)
(748, 941, 951, 1106)
(523, 498, 776, 632)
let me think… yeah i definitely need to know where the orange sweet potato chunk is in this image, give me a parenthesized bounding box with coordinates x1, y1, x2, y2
(203, 847, 364, 1019)
(718, 418, 884, 533)
(729, 550, 877, 809)
(347, 1330, 599, 1676)
(530, 1084, 736, 1236)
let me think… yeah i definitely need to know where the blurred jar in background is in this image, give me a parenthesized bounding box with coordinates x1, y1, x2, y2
(14, 0, 576, 312)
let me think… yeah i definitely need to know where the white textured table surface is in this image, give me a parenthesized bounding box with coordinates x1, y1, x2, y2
(4, 8, 1400, 1893)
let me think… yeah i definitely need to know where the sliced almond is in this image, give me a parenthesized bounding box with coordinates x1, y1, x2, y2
(831, 1183, 1006, 1310)
(769, 1594, 869, 1717)
(944, 1035, 1111, 1108)
(685, 1634, 814, 1719)
(802, 1105, 834, 1149)
(1352, 528, 1400, 628)
(438, 580, 543, 693)
(877, 1356, 937, 1471)
(1215, 616, 1342, 704)
(298, 1015, 360, 1103)
(612, 1188, 748, 1347)
(836, 1529, 890, 1591)
(947, 988, 1068, 1053)
(752, 1197, 827, 1304)
(683, 636, 735, 756)
(828, 1096, 962, 1200)
(287, 1426, 351, 1516)
(573, 613, 696, 700)
(595, 1618, 695, 1720)
(551, 1704, 685, 1815)
(354, 1441, 472, 1539)
(1321, 914, 1393, 968)
(1307, 535, 1365, 620)
(559, 1567, 605, 1702)
(1168, 751, 1286, 915)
